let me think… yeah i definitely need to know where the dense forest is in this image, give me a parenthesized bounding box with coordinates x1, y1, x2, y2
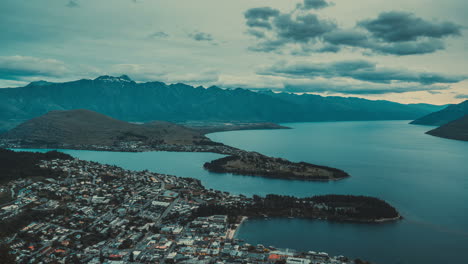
(0, 208, 62, 238)
(195, 194, 400, 222)
(0, 148, 72, 184)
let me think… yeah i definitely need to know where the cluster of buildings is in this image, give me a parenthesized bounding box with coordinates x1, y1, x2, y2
(0, 140, 244, 156)
(0, 158, 358, 264)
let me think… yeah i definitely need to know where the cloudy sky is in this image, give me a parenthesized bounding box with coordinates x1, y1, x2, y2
(1, 0, 467, 104)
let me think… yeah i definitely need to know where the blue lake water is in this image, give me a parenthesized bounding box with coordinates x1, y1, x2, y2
(18, 121, 468, 264)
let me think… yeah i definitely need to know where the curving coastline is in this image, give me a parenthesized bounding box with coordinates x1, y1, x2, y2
(203, 153, 350, 181)
(195, 194, 401, 224)
(0, 110, 351, 182)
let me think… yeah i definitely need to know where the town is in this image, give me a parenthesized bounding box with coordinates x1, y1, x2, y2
(0, 157, 370, 264)
(0, 137, 349, 182)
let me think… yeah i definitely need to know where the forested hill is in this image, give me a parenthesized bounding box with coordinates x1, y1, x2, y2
(426, 115, 468, 141)
(0, 109, 213, 147)
(195, 194, 401, 223)
(0, 75, 444, 131)
(0, 149, 72, 184)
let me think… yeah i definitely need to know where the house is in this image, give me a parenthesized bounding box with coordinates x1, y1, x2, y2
(286, 257, 311, 264)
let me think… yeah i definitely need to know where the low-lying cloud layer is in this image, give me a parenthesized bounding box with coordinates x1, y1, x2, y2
(260, 60, 466, 85)
(281, 79, 449, 95)
(0, 56, 69, 81)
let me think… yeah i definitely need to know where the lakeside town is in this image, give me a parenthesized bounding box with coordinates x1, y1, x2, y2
(0, 138, 349, 182)
(0, 138, 243, 155)
(0, 156, 374, 264)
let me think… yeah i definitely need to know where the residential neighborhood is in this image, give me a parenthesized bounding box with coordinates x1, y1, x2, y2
(0, 158, 359, 264)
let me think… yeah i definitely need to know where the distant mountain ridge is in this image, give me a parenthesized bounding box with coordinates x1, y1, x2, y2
(426, 115, 468, 141)
(410, 100, 468, 126)
(0, 109, 211, 147)
(0, 75, 446, 131)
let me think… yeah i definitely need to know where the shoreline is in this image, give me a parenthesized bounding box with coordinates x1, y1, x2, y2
(197, 194, 402, 225)
(203, 168, 348, 182)
(203, 153, 350, 182)
(4, 143, 350, 182)
(185, 122, 291, 135)
(226, 216, 248, 239)
(243, 215, 402, 224)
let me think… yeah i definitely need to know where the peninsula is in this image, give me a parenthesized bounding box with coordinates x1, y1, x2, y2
(183, 121, 290, 134)
(426, 115, 468, 141)
(0, 109, 350, 182)
(0, 149, 398, 263)
(196, 194, 401, 223)
(410, 100, 468, 126)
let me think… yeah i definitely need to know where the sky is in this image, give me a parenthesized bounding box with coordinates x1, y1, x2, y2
(0, 0, 467, 105)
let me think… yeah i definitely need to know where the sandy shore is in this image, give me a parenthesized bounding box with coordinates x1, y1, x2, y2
(226, 216, 248, 239)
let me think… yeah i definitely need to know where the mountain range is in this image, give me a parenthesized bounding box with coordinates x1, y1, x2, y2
(410, 100, 468, 126)
(0, 75, 447, 132)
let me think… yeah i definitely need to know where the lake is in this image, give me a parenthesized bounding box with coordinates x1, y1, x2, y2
(18, 121, 468, 264)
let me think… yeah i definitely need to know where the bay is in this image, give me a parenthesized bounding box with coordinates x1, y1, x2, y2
(18, 121, 468, 264)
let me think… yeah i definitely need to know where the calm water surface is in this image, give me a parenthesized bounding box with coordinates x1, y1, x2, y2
(210, 121, 468, 264)
(19, 121, 468, 264)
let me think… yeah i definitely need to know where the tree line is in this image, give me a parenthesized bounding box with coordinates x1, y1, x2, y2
(0, 148, 72, 184)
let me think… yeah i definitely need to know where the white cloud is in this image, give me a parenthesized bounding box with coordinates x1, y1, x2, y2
(0, 55, 70, 80)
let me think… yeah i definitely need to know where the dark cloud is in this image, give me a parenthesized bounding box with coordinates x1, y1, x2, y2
(323, 30, 369, 47)
(323, 29, 446, 55)
(66, 0, 79, 8)
(455, 94, 468, 99)
(245, 5, 462, 56)
(260, 60, 466, 85)
(290, 44, 341, 55)
(149, 31, 169, 39)
(246, 29, 266, 39)
(0, 56, 69, 81)
(358, 11, 462, 42)
(245, 10, 336, 52)
(244, 7, 280, 30)
(246, 19, 272, 29)
(248, 39, 287, 53)
(317, 44, 340, 53)
(189, 31, 214, 41)
(369, 39, 445, 55)
(274, 14, 336, 42)
(298, 0, 331, 10)
(244, 7, 280, 20)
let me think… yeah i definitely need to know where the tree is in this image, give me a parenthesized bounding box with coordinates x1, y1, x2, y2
(0, 244, 16, 264)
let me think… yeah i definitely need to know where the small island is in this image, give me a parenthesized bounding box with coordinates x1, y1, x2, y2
(204, 152, 349, 181)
